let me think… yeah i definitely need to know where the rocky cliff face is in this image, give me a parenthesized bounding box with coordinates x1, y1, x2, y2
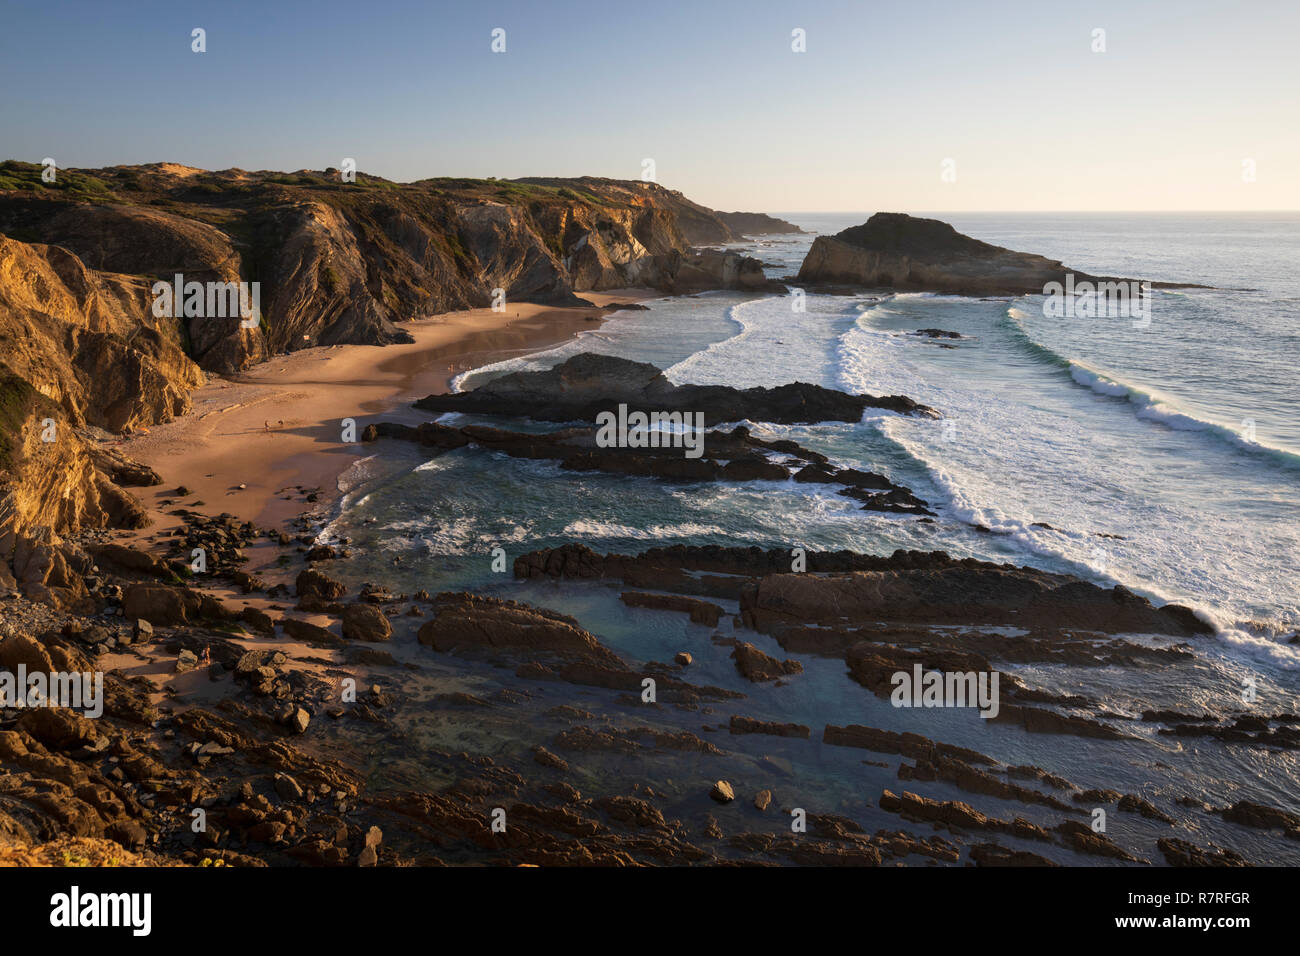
(797, 212, 1104, 295)
(0, 233, 202, 431)
(0, 372, 152, 608)
(0, 233, 197, 573)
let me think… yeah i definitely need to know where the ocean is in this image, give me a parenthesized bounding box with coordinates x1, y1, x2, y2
(318, 212, 1300, 863)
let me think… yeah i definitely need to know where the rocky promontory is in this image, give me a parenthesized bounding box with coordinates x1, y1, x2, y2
(0, 164, 795, 375)
(798, 212, 1135, 295)
(712, 211, 805, 236)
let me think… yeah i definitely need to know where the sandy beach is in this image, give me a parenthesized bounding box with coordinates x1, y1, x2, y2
(117, 290, 655, 536)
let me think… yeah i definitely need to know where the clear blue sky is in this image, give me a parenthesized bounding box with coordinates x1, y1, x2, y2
(2, 0, 1296, 211)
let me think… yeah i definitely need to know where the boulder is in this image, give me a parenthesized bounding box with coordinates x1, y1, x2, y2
(341, 604, 392, 642)
(281, 618, 342, 647)
(288, 707, 311, 734)
(417, 593, 623, 667)
(709, 780, 735, 803)
(122, 583, 200, 626)
(296, 568, 345, 602)
(730, 641, 802, 683)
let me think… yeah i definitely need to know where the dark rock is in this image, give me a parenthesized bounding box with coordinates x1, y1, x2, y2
(620, 591, 723, 626)
(413, 352, 936, 424)
(730, 642, 802, 682)
(341, 604, 392, 642)
(728, 715, 810, 738)
(296, 568, 345, 602)
(797, 212, 1197, 296)
(417, 592, 624, 667)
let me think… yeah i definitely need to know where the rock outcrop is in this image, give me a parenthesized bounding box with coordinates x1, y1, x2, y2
(0, 233, 203, 430)
(365, 416, 935, 516)
(799, 212, 1142, 295)
(713, 211, 805, 236)
(738, 564, 1209, 637)
(0, 233, 198, 556)
(513, 542, 1213, 639)
(0, 375, 152, 558)
(413, 352, 935, 424)
(416, 592, 625, 667)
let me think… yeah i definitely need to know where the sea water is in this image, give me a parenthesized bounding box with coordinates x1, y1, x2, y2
(320, 213, 1300, 863)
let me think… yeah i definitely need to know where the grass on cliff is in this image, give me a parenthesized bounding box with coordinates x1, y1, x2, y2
(1, 163, 628, 213)
(0, 160, 114, 198)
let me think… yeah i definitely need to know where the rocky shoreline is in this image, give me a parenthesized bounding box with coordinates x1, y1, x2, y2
(4, 339, 1295, 868)
(5, 509, 1294, 867)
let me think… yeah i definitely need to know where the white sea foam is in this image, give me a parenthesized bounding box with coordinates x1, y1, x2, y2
(561, 519, 729, 540)
(666, 295, 859, 389)
(835, 300, 1300, 666)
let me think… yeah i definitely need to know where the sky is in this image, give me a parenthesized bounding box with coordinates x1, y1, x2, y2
(1, 0, 1297, 212)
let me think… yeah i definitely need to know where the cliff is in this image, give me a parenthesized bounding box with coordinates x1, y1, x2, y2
(0, 233, 202, 432)
(798, 212, 1103, 295)
(0, 233, 195, 578)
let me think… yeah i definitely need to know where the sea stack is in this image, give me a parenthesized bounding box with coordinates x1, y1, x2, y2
(797, 212, 1106, 295)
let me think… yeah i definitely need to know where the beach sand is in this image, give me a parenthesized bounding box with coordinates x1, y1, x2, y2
(118, 290, 654, 534)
